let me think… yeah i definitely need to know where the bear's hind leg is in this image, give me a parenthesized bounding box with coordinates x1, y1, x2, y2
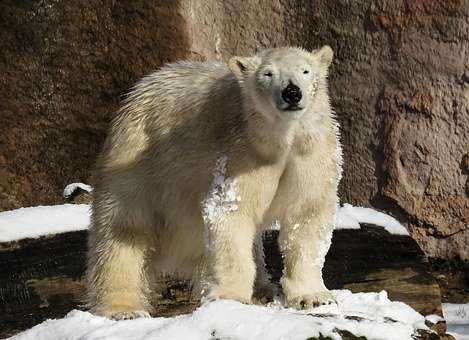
(86, 223, 152, 320)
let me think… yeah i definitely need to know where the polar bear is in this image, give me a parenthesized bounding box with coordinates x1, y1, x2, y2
(86, 46, 342, 320)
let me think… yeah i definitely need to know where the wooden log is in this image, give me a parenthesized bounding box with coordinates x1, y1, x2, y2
(0, 231, 87, 337)
(0, 226, 447, 338)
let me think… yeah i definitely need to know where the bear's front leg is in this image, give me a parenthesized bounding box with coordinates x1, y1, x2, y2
(279, 205, 335, 309)
(204, 214, 257, 303)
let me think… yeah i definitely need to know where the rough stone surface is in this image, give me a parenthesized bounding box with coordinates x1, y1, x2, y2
(1, 0, 468, 259)
(309, 0, 469, 260)
(0, 1, 190, 209)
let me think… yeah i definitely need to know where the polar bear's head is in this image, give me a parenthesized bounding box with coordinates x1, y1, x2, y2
(229, 46, 333, 121)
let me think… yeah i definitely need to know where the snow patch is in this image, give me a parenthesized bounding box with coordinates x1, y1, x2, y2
(443, 303, 469, 340)
(335, 203, 409, 235)
(425, 314, 444, 324)
(0, 203, 407, 243)
(268, 204, 408, 236)
(0, 204, 90, 242)
(63, 182, 93, 198)
(11, 290, 429, 340)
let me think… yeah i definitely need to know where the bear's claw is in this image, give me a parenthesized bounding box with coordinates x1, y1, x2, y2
(109, 310, 150, 320)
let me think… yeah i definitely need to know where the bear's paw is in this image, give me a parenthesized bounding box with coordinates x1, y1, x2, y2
(286, 290, 336, 310)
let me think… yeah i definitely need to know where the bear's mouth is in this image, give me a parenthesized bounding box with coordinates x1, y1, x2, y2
(283, 105, 304, 112)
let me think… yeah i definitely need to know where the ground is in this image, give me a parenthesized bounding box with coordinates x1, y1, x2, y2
(11, 290, 435, 340)
(0, 193, 467, 339)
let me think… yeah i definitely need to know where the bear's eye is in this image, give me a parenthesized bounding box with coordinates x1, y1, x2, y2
(264, 71, 273, 77)
(303, 70, 310, 74)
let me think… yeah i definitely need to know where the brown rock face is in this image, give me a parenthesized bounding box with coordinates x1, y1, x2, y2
(1, 0, 468, 259)
(322, 0, 469, 259)
(0, 1, 190, 209)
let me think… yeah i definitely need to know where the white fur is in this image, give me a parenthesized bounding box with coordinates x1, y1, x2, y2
(86, 46, 342, 319)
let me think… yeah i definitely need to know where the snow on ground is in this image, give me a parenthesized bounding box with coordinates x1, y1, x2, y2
(0, 204, 90, 242)
(0, 201, 408, 242)
(11, 290, 429, 340)
(335, 203, 409, 235)
(268, 203, 408, 236)
(63, 182, 93, 198)
(443, 303, 469, 340)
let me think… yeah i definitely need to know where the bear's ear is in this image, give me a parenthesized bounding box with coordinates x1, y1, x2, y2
(311, 45, 333, 68)
(228, 56, 260, 80)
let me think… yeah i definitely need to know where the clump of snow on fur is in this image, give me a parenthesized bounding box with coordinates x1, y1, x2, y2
(311, 74, 320, 97)
(202, 155, 240, 224)
(63, 183, 93, 198)
(333, 120, 343, 186)
(11, 290, 430, 340)
(0, 204, 90, 242)
(335, 203, 408, 235)
(199, 156, 241, 295)
(312, 227, 333, 268)
(201, 156, 241, 244)
(270, 219, 281, 230)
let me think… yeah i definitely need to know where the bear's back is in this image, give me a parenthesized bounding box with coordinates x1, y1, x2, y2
(118, 60, 239, 126)
(98, 60, 245, 176)
(136, 61, 245, 150)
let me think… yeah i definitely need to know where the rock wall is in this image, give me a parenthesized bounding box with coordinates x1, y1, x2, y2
(1, 0, 468, 259)
(0, 1, 190, 208)
(309, 0, 469, 260)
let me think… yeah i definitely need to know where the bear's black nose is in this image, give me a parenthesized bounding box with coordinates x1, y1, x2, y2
(281, 83, 302, 105)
